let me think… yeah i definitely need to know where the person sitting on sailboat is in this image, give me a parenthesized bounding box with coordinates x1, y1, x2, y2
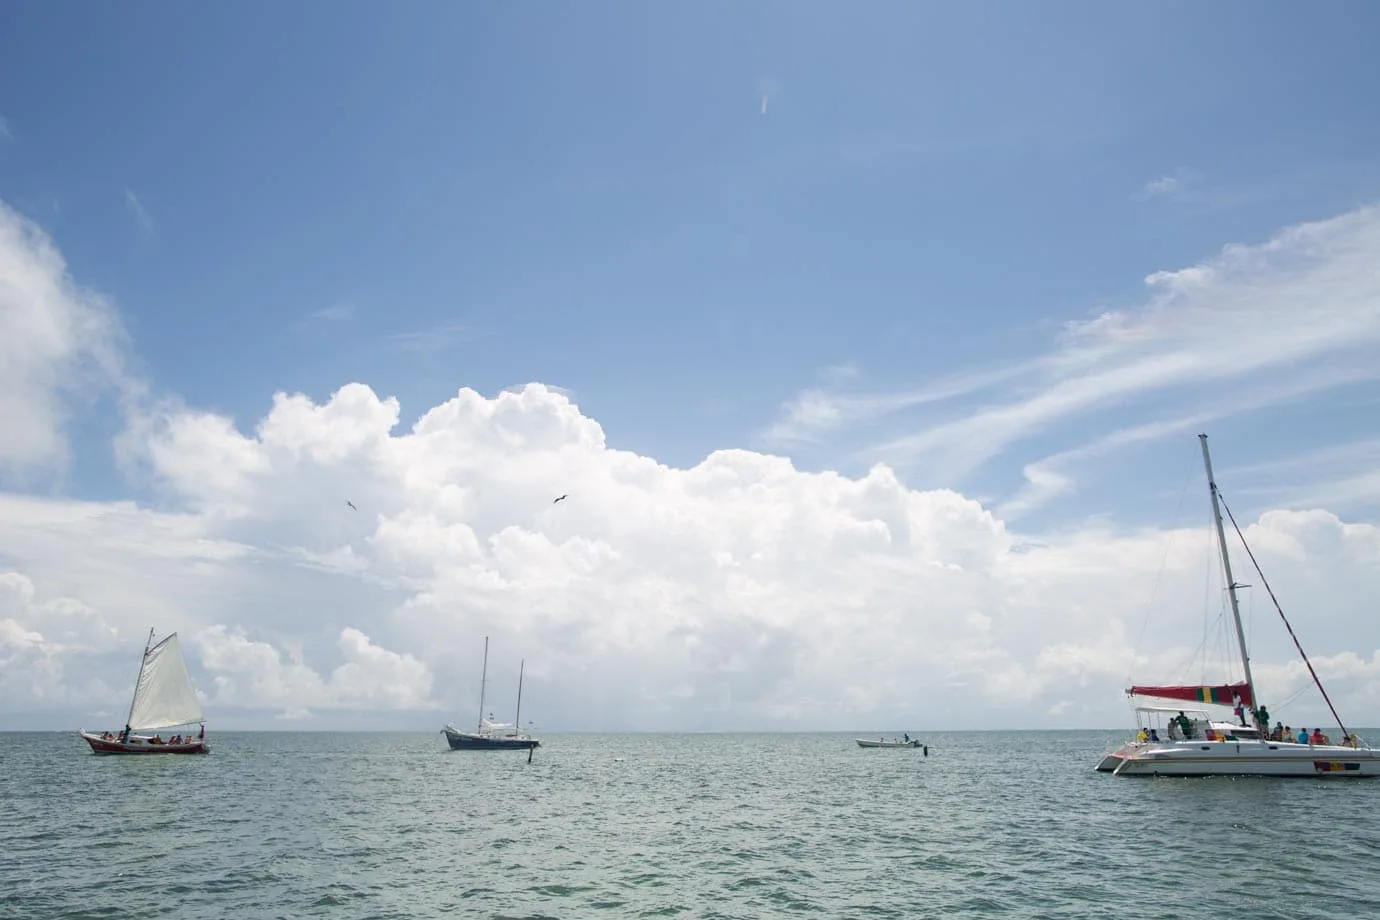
(1311, 728, 1329, 745)
(1148, 728, 1161, 743)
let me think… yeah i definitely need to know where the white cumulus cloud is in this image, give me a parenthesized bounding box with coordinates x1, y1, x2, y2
(2, 195, 1379, 733)
(0, 202, 131, 479)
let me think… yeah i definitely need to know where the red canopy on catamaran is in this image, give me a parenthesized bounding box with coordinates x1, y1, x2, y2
(1128, 682, 1253, 708)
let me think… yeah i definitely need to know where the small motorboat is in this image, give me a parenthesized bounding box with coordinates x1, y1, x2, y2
(856, 738, 923, 749)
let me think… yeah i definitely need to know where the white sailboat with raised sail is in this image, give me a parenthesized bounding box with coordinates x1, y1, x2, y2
(1097, 434, 1379, 777)
(442, 636, 540, 752)
(78, 629, 208, 755)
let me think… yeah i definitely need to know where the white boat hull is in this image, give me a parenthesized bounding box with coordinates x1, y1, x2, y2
(856, 739, 922, 748)
(1097, 739, 1380, 777)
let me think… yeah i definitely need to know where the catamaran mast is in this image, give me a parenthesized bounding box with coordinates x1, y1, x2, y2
(1199, 434, 1259, 723)
(124, 627, 155, 734)
(513, 659, 525, 737)
(476, 635, 489, 733)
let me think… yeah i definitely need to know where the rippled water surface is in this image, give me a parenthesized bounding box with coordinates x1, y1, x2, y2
(4, 730, 1379, 918)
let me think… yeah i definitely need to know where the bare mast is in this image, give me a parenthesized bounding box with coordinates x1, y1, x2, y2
(476, 636, 489, 733)
(1198, 434, 1260, 724)
(513, 659, 525, 737)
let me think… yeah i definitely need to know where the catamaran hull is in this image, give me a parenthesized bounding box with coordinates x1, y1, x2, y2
(443, 729, 539, 751)
(856, 739, 922, 748)
(1097, 741, 1380, 777)
(78, 731, 208, 755)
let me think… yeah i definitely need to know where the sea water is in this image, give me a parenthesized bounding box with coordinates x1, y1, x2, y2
(3, 730, 1378, 918)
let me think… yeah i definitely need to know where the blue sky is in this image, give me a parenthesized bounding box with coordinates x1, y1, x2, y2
(3, 4, 1380, 730)
(4, 1, 1379, 521)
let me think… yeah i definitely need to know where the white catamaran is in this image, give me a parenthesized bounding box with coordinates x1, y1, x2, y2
(78, 629, 209, 756)
(1097, 434, 1378, 777)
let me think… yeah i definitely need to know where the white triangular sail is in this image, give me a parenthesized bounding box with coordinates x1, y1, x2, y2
(128, 634, 203, 730)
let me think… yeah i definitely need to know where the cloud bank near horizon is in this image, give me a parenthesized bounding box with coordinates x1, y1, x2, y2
(2, 199, 1379, 732)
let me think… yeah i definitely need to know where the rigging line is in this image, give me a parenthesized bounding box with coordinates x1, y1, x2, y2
(1127, 446, 1199, 686)
(1170, 608, 1227, 683)
(1274, 682, 1311, 712)
(1216, 490, 1349, 740)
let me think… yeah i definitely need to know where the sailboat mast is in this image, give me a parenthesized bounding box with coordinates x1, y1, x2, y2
(124, 627, 155, 732)
(1199, 434, 1259, 720)
(513, 659, 525, 736)
(476, 636, 489, 733)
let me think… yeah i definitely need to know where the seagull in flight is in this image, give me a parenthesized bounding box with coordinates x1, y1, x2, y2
(346, 501, 357, 511)
(553, 494, 568, 504)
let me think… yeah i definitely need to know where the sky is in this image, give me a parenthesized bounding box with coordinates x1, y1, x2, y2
(2, 2, 1380, 732)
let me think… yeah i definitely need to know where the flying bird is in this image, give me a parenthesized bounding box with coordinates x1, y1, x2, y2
(553, 495, 568, 504)
(345, 501, 357, 511)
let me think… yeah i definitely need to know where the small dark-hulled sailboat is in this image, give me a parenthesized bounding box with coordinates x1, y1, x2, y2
(442, 636, 540, 752)
(77, 629, 209, 755)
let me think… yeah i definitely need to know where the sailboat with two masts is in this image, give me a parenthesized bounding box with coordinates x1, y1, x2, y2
(78, 629, 209, 755)
(1097, 434, 1379, 777)
(442, 636, 540, 752)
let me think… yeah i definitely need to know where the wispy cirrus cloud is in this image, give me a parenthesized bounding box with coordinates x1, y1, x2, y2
(123, 189, 152, 233)
(998, 365, 1380, 518)
(1135, 169, 1201, 202)
(386, 321, 471, 353)
(764, 204, 1380, 497)
(1224, 436, 1380, 513)
(760, 361, 1030, 447)
(0, 116, 11, 140)
(756, 76, 779, 117)
(1139, 175, 1182, 199)
(309, 304, 357, 322)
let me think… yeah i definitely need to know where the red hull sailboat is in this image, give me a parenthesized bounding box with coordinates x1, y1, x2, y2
(77, 629, 209, 756)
